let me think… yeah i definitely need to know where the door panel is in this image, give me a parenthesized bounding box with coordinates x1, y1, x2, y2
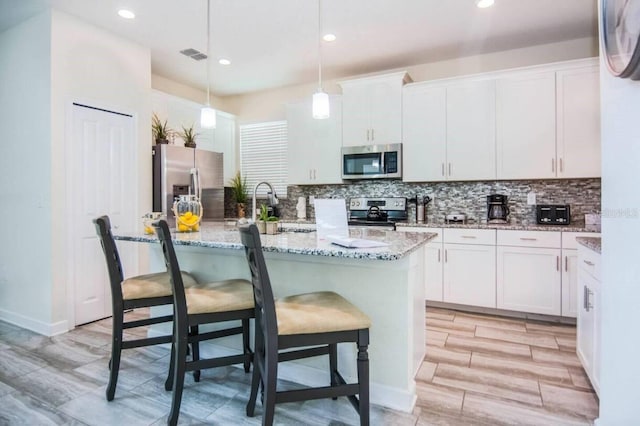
(71, 104, 136, 325)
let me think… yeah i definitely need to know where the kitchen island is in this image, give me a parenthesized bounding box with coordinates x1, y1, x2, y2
(114, 223, 435, 412)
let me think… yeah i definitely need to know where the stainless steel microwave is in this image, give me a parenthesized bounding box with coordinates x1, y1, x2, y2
(341, 143, 402, 180)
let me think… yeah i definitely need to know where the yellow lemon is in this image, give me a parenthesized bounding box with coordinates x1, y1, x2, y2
(183, 211, 193, 220)
(192, 223, 199, 231)
(178, 223, 189, 232)
(186, 215, 198, 225)
(144, 226, 154, 235)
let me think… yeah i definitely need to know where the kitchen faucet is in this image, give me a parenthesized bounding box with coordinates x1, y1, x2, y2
(252, 181, 278, 222)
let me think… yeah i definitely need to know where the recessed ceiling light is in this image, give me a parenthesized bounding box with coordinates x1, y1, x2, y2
(218, 58, 231, 65)
(475, 0, 494, 8)
(323, 33, 336, 42)
(118, 9, 135, 19)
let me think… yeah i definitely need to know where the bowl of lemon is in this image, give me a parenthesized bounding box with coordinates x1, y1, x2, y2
(173, 195, 203, 232)
(142, 212, 165, 235)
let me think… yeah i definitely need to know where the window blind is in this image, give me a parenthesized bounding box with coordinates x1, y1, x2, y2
(239, 121, 288, 199)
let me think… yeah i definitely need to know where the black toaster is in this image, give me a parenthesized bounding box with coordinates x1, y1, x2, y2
(536, 205, 571, 225)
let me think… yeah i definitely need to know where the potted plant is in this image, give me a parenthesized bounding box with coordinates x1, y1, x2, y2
(179, 124, 198, 148)
(229, 171, 248, 218)
(256, 204, 268, 234)
(152, 113, 172, 144)
(265, 214, 279, 235)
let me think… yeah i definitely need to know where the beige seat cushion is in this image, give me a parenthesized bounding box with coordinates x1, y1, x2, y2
(122, 271, 198, 300)
(276, 291, 371, 336)
(185, 279, 254, 314)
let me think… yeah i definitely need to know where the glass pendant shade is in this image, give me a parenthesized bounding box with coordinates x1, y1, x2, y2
(312, 90, 330, 119)
(200, 105, 216, 128)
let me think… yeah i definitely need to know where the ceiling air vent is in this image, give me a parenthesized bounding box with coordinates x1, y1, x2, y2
(180, 48, 207, 61)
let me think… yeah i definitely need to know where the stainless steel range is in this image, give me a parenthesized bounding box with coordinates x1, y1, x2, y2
(348, 197, 407, 230)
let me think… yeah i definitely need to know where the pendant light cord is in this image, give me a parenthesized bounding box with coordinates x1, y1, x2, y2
(317, 0, 322, 91)
(206, 0, 211, 105)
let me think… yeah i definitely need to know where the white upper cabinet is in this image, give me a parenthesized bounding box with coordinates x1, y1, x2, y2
(403, 58, 600, 182)
(212, 112, 237, 185)
(287, 96, 343, 185)
(339, 72, 410, 147)
(556, 64, 601, 178)
(403, 79, 496, 182)
(446, 79, 496, 181)
(496, 71, 557, 180)
(402, 85, 447, 182)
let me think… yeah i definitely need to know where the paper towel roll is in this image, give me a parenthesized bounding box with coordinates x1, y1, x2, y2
(296, 196, 307, 219)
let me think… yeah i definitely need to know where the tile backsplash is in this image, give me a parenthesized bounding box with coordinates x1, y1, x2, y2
(275, 178, 601, 226)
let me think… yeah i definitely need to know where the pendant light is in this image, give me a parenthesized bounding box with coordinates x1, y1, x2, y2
(312, 0, 330, 119)
(200, 0, 216, 128)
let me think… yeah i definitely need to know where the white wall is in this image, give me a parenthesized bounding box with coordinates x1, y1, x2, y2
(223, 36, 598, 123)
(50, 10, 153, 325)
(0, 12, 54, 331)
(597, 38, 640, 425)
(0, 8, 154, 334)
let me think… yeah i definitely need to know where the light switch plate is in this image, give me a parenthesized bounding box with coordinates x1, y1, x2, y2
(527, 192, 536, 205)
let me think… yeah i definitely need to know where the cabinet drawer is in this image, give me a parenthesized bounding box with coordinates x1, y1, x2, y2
(578, 245, 601, 281)
(562, 232, 601, 250)
(497, 230, 560, 248)
(444, 228, 495, 245)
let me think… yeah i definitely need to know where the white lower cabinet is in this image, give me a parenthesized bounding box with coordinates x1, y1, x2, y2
(577, 244, 601, 395)
(496, 230, 562, 316)
(398, 227, 599, 320)
(443, 229, 496, 308)
(560, 232, 600, 318)
(497, 246, 561, 315)
(398, 227, 443, 301)
(561, 250, 579, 318)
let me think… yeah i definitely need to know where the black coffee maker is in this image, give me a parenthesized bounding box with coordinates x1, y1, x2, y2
(487, 194, 510, 223)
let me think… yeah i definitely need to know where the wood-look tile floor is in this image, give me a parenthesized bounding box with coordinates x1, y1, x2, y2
(0, 307, 598, 425)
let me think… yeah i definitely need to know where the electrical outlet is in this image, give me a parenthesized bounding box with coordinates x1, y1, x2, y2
(309, 195, 315, 205)
(527, 192, 536, 205)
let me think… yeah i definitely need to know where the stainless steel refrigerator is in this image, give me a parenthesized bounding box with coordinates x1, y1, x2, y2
(152, 145, 224, 222)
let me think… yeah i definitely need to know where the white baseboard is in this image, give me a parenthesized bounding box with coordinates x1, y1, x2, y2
(0, 308, 69, 336)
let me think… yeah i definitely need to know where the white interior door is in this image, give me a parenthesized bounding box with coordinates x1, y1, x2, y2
(70, 104, 137, 326)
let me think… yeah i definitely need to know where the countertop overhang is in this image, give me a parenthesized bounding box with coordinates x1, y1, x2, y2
(114, 223, 436, 261)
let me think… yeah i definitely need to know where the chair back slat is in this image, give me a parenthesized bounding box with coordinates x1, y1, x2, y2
(93, 216, 125, 306)
(237, 224, 278, 338)
(153, 220, 188, 326)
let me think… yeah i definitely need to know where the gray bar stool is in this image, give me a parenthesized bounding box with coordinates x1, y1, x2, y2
(237, 223, 371, 426)
(153, 219, 255, 426)
(93, 215, 199, 402)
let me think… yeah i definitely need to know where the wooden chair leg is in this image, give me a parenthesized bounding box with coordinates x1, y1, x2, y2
(357, 330, 370, 426)
(165, 322, 177, 391)
(246, 356, 261, 417)
(167, 332, 189, 426)
(190, 325, 201, 382)
(242, 318, 251, 372)
(106, 312, 123, 401)
(262, 349, 278, 426)
(329, 343, 338, 400)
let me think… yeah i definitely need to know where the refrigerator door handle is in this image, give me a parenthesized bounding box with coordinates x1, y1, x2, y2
(190, 167, 201, 199)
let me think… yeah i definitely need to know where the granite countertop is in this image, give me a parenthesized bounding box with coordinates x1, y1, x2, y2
(395, 222, 601, 233)
(576, 237, 602, 253)
(115, 222, 436, 261)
